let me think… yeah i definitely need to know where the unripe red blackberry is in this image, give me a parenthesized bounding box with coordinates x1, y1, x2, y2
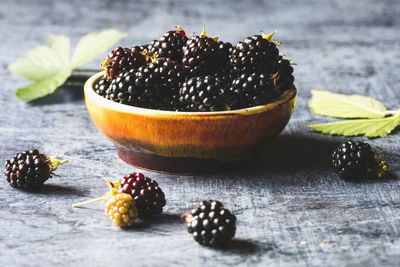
(101, 47, 146, 79)
(331, 140, 388, 179)
(187, 200, 236, 246)
(119, 172, 166, 218)
(4, 149, 67, 190)
(150, 26, 188, 62)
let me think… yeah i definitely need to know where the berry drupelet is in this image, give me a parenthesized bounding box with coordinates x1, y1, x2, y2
(231, 32, 280, 75)
(179, 75, 229, 112)
(150, 26, 188, 62)
(94, 77, 110, 97)
(4, 149, 67, 190)
(119, 172, 166, 218)
(187, 200, 236, 246)
(101, 47, 147, 79)
(230, 72, 279, 108)
(331, 140, 388, 179)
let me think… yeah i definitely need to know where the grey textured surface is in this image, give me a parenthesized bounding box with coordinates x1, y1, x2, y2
(1, 0, 400, 266)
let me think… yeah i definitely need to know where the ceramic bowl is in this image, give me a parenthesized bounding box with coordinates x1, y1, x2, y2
(84, 72, 297, 173)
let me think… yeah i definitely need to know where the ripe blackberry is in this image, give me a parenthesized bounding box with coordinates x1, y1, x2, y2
(182, 28, 221, 77)
(179, 75, 229, 112)
(105, 189, 138, 227)
(274, 58, 294, 93)
(119, 172, 166, 218)
(135, 58, 186, 110)
(94, 76, 110, 97)
(230, 72, 279, 108)
(4, 150, 67, 190)
(150, 26, 188, 62)
(101, 47, 146, 79)
(331, 140, 388, 179)
(217, 41, 233, 66)
(187, 200, 236, 246)
(231, 32, 280, 75)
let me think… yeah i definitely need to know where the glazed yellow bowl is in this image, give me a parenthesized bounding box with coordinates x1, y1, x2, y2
(84, 72, 297, 173)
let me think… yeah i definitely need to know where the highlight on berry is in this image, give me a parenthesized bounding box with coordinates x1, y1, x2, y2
(331, 140, 389, 180)
(185, 200, 236, 246)
(95, 25, 295, 112)
(4, 149, 68, 190)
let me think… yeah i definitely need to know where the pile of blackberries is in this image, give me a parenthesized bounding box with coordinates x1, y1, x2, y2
(95, 26, 295, 112)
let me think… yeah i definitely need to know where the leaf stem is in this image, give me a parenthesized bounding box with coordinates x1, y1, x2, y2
(72, 196, 106, 207)
(73, 68, 101, 73)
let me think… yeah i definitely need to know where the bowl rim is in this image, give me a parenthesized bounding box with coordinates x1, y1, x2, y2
(84, 71, 297, 117)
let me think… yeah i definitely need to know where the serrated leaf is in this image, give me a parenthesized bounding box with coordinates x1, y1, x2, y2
(306, 114, 400, 138)
(9, 46, 65, 81)
(48, 35, 70, 65)
(15, 69, 71, 102)
(309, 90, 389, 119)
(71, 29, 126, 68)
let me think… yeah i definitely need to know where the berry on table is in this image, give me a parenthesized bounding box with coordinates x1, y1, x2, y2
(104, 188, 138, 227)
(186, 200, 236, 246)
(4, 149, 68, 190)
(119, 172, 166, 218)
(331, 140, 388, 179)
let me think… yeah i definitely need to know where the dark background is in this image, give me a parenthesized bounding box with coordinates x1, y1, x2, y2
(1, 0, 400, 266)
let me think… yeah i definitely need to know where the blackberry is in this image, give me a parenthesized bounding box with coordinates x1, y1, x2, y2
(274, 58, 294, 93)
(230, 72, 279, 108)
(4, 150, 67, 190)
(187, 200, 236, 246)
(231, 32, 280, 75)
(119, 172, 166, 218)
(101, 47, 146, 79)
(104, 189, 138, 227)
(179, 75, 229, 112)
(135, 58, 186, 110)
(216, 41, 233, 66)
(150, 27, 188, 62)
(182, 28, 221, 77)
(104, 70, 148, 107)
(331, 140, 388, 179)
(94, 76, 110, 97)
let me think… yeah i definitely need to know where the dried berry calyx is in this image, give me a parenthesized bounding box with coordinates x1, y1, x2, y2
(4, 149, 68, 190)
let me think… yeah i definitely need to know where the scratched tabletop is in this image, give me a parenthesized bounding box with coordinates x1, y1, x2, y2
(1, 0, 400, 266)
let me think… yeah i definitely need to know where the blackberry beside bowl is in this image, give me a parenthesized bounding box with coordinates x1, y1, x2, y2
(84, 71, 297, 173)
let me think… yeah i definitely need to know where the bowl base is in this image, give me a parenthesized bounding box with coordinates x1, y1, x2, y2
(115, 145, 254, 174)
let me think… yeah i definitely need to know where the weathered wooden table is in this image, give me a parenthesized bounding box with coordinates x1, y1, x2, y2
(1, 0, 400, 266)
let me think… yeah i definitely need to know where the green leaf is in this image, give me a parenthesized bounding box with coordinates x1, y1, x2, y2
(306, 114, 400, 138)
(9, 46, 66, 81)
(15, 69, 71, 102)
(309, 90, 389, 119)
(71, 29, 126, 68)
(48, 35, 70, 65)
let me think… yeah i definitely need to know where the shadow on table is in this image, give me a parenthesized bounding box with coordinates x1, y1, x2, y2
(34, 184, 88, 196)
(28, 74, 89, 105)
(254, 134, 342, 173)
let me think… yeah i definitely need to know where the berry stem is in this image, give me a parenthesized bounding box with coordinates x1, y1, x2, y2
(72, 196, 107, 208)
(49, 155, 68, 172)
(73, 68, 102, 73)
